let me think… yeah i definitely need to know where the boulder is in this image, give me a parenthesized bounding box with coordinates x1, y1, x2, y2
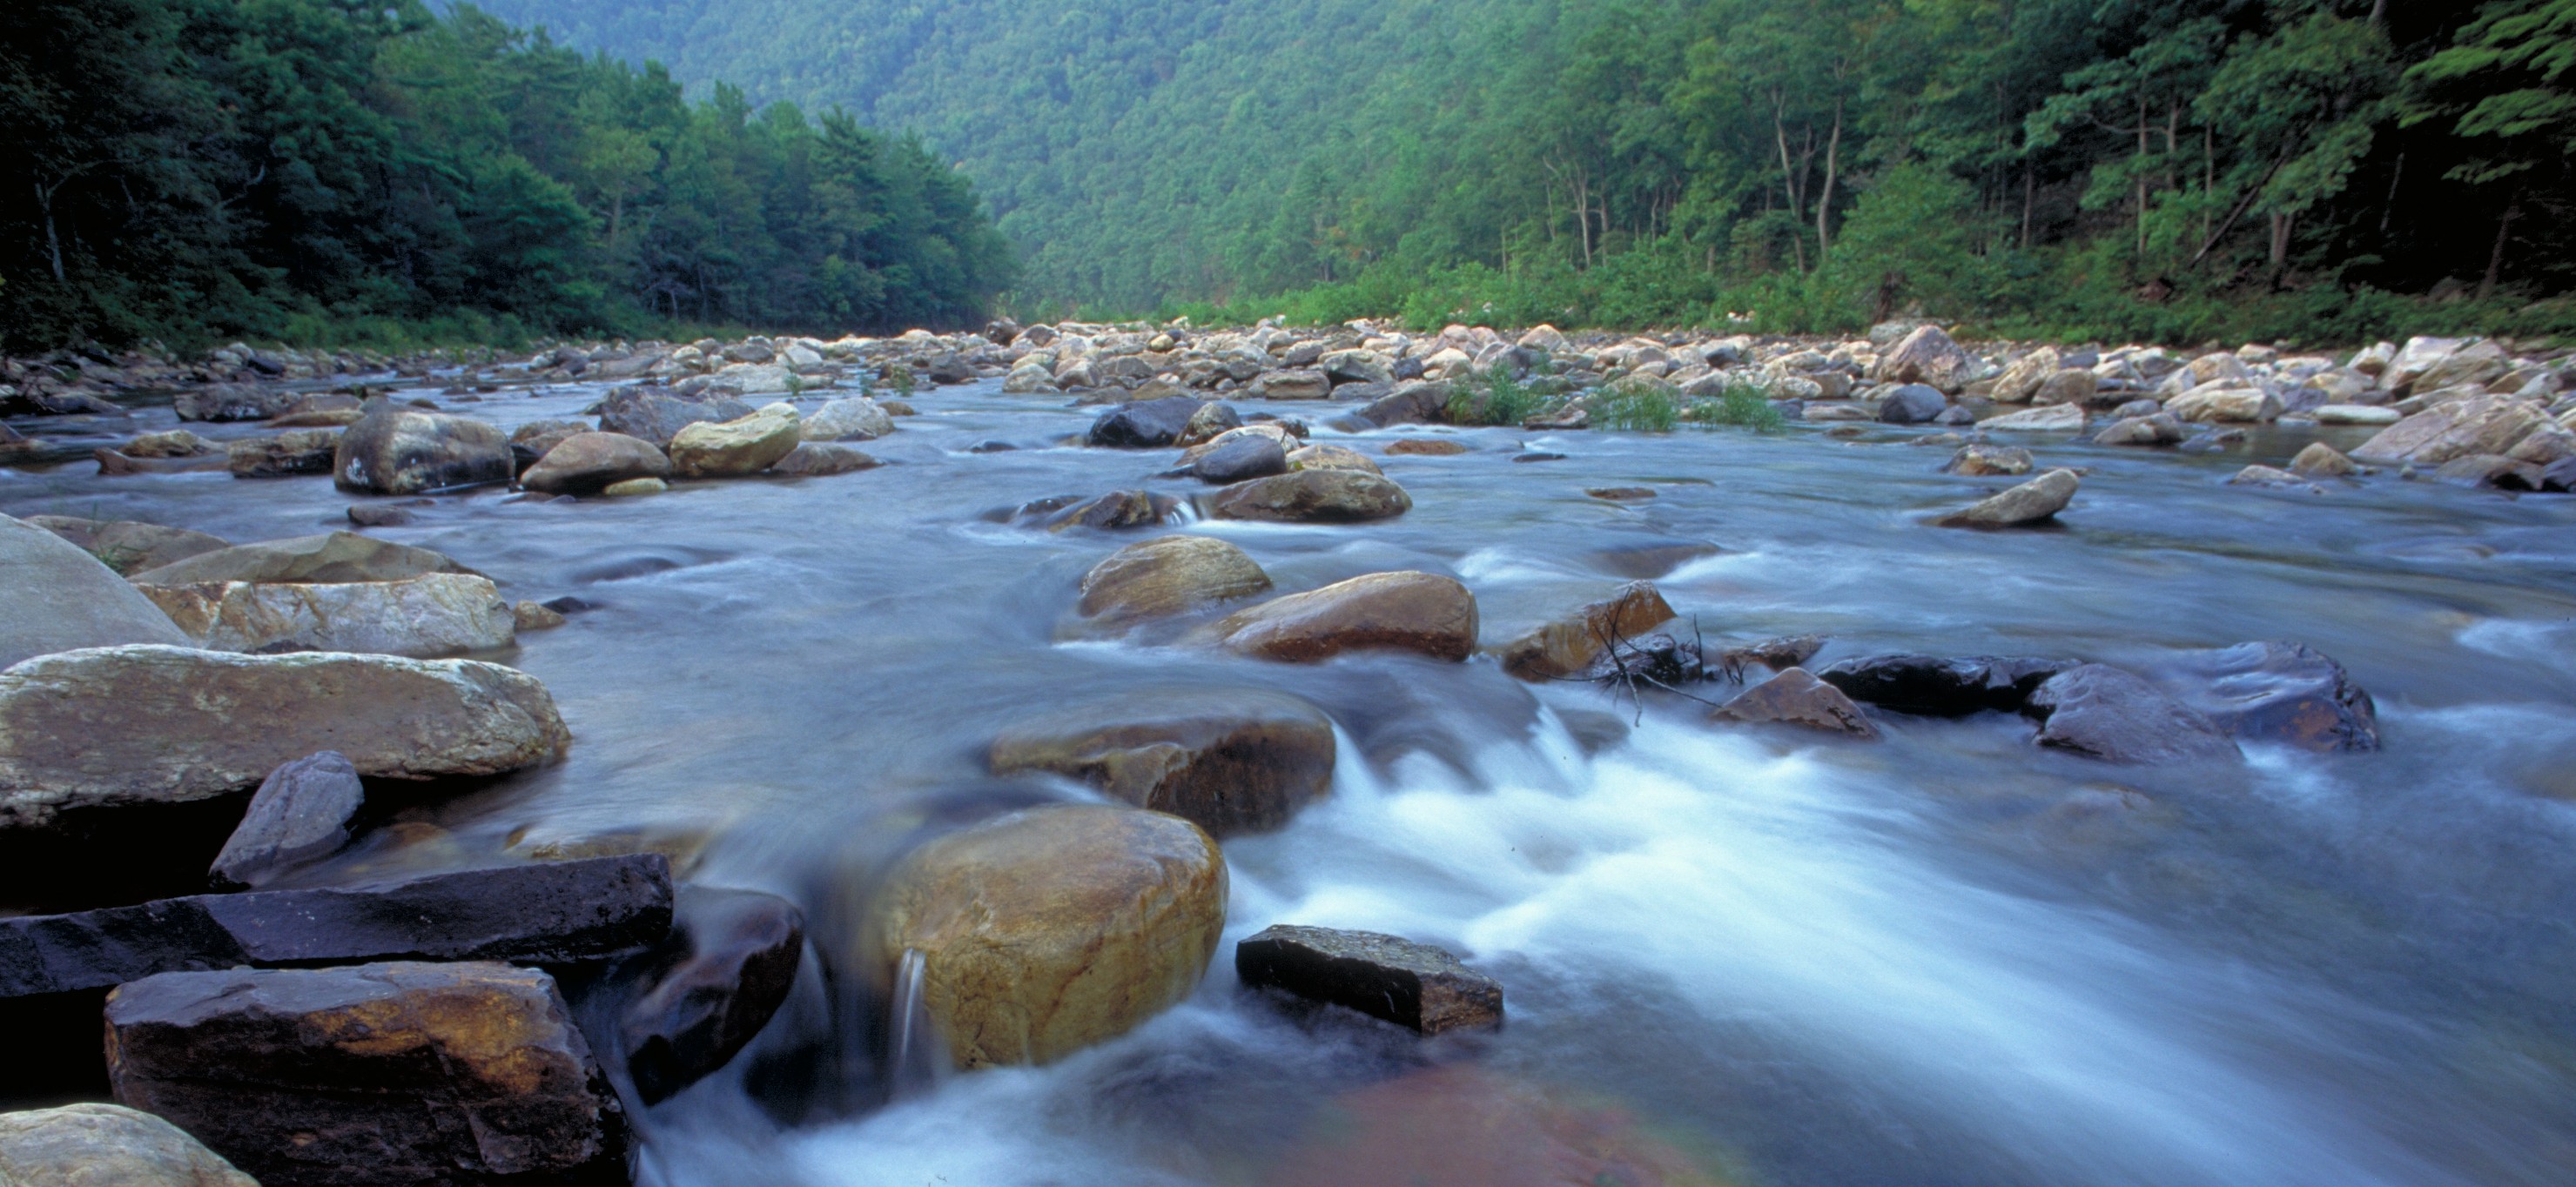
(2410, 339, 2509, 392)
(770, 441, 880, 476)
(2156, 641, 2378, 753)
(1077, 535, 1273, 621)
(1977, 404, 2087, 432)
(333, 401, 514, 494)
(622, 888, 805, 1105)
(596, 387, 754, 447)
(669, 403, 802, 477)
(3, 855, 672, 996)
(2092, 412, 2187, 446)
(0, 646, 568, 828)
(1236, 925, 1502, 1035)
(1251, 370, 1333, 400)
(22, 515, 229, 575)
(1872, 325, 1978, 392)
(1943, 444, 2034, 476)
(1286, 443, 1382, 473)
(1355, 381, 1454, 426)
(1876, 384, 1947, 424)
(991, 690, 1335, 837)
(1990, 348, 2060, 403)
(227, 429, 340, 478)
(172, 384, 296, 422)
(508, 419, 589, 472)
(208, 751, 364, 889)
(1934, 468, 2079, 527)
(0, 1103, 257, 1187)
(2033, 368, 2099, 406)
(1321, 350, 1393, 386)
(106, 962, 626, 1187)
(1709, 668, 1880, 739)
(1174, 401, 1244, 446)
(1088, 396, 1207, 447)
(0, 514, 193, 671)
(2351, 395, 2549, 466)
(1210, 469, 1412, 522)
(2289, 442, 2357, 476)
(801, 396, 895, 441)
(1816, 654, 2075, 716)
(864, 803, 1226, 1068)
(96, 447, 232, 475)
(514, 600, 567, 631)
(1191, 433, 1289, 483)
(128, 531, 462, 586)
(1213, 571, 1477, 663)
(1178, 424, 1296, 465)
(519, 432, 670, 494)
(2165, 387, 2282, 423)
(2023, 664, 2240, 764)
(1491, 581, 1676, 681)
(138, 572, 513, 658)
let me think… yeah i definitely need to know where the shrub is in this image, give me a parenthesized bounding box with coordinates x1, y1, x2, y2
(1685, 385, 1788, 432)
(1591, 380, 1680, 432)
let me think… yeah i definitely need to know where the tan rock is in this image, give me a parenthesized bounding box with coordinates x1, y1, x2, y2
(1078, 535, 1272, 621)
(1989, 347, 2060, 403)
(514, 600, 568, 631)
(127, 531, 463, 587)
(1385, 437, 1470, 456)
(1871, 325, 1978, 392)
(1711, 668, 1880, 739)
(1976, 404, 2086, 432)
(1944, 444, 2035, 476)
(2289, 442, 2357, 477)
(23, 516, 229, 575)
(865, 804, 1226, 1068)
(0, 1103, 257, 1187)
(990, 690, 1334, 836)
(2165, 386, 2281, 423)
(602, 477, 667, 497)
(1286, 443, 1382, 474)
(1935, 468, 2079, 527)
(1209, 470, 1411, 523)
(2351, 394, 2548, 465)
(1214, 571, 1477, 662)
(123, 429, 215, 459)
(1491, 581, 1675, 681)
(2033, 368, 2098, 406)
(520, 432, 670, 494)
(668, 403, 801, 477)
(138, 573, 514, 657)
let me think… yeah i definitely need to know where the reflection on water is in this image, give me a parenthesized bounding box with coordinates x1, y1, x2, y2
(9, 377, 2576, 1186)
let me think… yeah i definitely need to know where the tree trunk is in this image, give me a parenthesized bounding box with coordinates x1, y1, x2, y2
(37, 182, 66, 285)
(1816, 99, 1844, 256)
(2268, 211, 2294, 281)
(2135, 96, 2149, 262)
(2021, 164, 2035, 250)
(2480, 197, 2519, 300)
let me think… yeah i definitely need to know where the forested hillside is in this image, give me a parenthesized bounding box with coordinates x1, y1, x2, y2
(0, 0, 1012, 352)
(482, 0, 2575, 340)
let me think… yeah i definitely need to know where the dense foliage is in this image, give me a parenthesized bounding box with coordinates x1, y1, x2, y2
(486, 0, 2574, 340)
(0, 0, 1012, 352)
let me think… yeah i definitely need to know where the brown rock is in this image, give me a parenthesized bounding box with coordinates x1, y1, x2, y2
(1214, 571, 1478, 662)
(2289, 442, 2357, 477)
(1236, 924, 1502, 1035)
(1285, 443, 1382, 474)
(1209, 469, 1412, 523)
(128, 531, 463, 586)
(1934, 468, 2079, 527)
(1943, 444, 2035, 476)
(1710, 668, 1880, 739)
(519, 432, 670, 494)
(226, 429, 341, 478)
(1493, 581, 1676, 681)
(990, 689, 1335, 836)
(1077, 535, 1272, 621)
(1385, 437, 1471, 456)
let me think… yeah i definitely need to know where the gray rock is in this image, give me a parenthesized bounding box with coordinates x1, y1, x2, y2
(1236, 924, 1502, 1035)
(208, 752, 364, 889)
(990, 689, 1336, 837)
(137, 573, 515, 657)
(596, 386, 756, 447)
(225, 428, 340, 478)
(2093, 412, 2188, 446)
(128, 530, 463, 586)
(2024, 664, 2240, 764)
(1210, 469, 1412, 522)
(1191, 433, 1289, 483)
(172, 384, 297, 422)
(800, 396, 896, 441)
(0, 1103, 257, 1186)
(1710, 667, 1880, 739)
(22, 515, 230, 575)
(1088, 396, 1207, 447)
(333, 400, 514, 494)
(2155, 641, 2378, 753)
(1877, 383, 1947, 424)
(0, 513, 192, 671)
(1817, 654, 2077, 716)
(520, 432, 670, 494)
(770, 441, 881, 476)
(1934, 468, 2079, 527)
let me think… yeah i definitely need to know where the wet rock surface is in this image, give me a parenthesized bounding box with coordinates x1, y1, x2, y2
(1076, 534, 1273, 621)
(620, 887, 805, 1105)
(0, 513, 193, 670)
(0, 1103, 258, 1187)
(1209, 469, 1412, 522)
(1711, 667, 1882, 739)
(990, 689, 1336, 836)
(127, 531, 464, 586)
(2024, 664, 2241, 765)
(1236, 923, 1503, 1035)
(208, 750, 366, 889)
(1818, 654, 2077, 717)
(138, 572, 515, 657)
(333, 401, 515, 494)
(1214, 571, 1478, 662)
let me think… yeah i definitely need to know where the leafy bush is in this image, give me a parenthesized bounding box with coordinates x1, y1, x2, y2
(1685, 386, 1788, 433)
(1591, 381, 1680, 432)
(1446, 367, 1540, 426)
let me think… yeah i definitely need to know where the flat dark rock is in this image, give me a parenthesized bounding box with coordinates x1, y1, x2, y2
(1236, 923, 1502, 1035)
(1, 855, 672, 998)
(2025, 664, 2242, 764)
(1087, 396, 1206, 447)
(1818, 654, 2077, 717)
(619, 887, 805, 1104)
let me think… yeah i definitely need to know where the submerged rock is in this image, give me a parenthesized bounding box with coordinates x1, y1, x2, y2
(1214, 571, 1478, 662)
(1934, 468, 2079, 527)
(106, 961, 627, 1187)
(2024, 664, 2240, 764)
(333, 400, 515, 494)
(1041, 489, 1179, 532)
(622, 888, 806, 1105)
(770, 441, 880, 476)
(0, 514, 193, 671)
(1385, 437, 1471, 456)
(1209, 469, 1412, 522)
(864, 803, 1226, 1068)
(0, 645, 568, 828)
(1710, 667, 1880, 739)
(1236, 924, 1503, 1035)
(2158, 640, 2379, 753)
(208, 751, 364, 889)
(127, 530, 463, 586)
(137, 572, 515, 657)
(1817, 654, 2076, 716)
(1077, 535, 1272, 621)
(0, 1103, 258, 1187)
(990, 689, 1335, 836)
(1943, 443, 2034, 476)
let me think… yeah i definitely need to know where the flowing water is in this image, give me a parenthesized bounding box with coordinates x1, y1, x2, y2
(9, 375, 2576, 1186)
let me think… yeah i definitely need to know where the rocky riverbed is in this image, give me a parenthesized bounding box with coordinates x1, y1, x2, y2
(3, 321, 2574, 1187)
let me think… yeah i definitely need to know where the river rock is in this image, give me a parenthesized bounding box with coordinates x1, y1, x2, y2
(1210, 469, 1412, 522)
(2166, 387, 2281, 423)
(3, 854, 671, 997)
(1710, 667, 1880, 739)
(138, 573, 514, 657)
(1175, 400, 1244, 446)
(106, 961, 626, 1187)
(333, 400, 513, 494)
(227, 428, 341, 477)
(2229, 464, 2317, 487)
(864, 803, 1226, 1068)
(2156, 640, 2379, 753)
(1236, 924, 1502, 1035)
(1353, 381, 1454, 427)
(0, 1103, 258, 1187)
(1286, 443, 1381, 473)
(24, 515, 229, 576)
(124, 428, 215, 458)
(1214, 571, 1477, 662)
(0, 645, 568, 828)
(669, 403, 802, 477)
(622, 887, 806, 1104)
(1492, 581, 1676, 681)
(2351, 394, 2550, 466)
(770, 441, 880, 476)
(1817, 654, 2076, 716)
(208, 751, 363, 889)
(990, 690, 1335, 837)
(1876, 384, 1947, 424)
(508, 419, 589, 471)
(2023, 664, 2240, 764)
(1252, 370, 1333, 400)
(1934, 468, 2079, 527)
(596, 387, 754, 446)
(0, 515, 194, 670)
(2034, 368, 2099, 406)
(173, 384, 296, 422)
(2314, 404, 2402, 426)
(1078, 535, 1273, 621)
(520, 432, 670, 494)
(1943, 444, 2034, 476)
(128, 530, 462, 586)
(1385, 437, 1470, 456)
(1041, 490, 1179, 531)
(96, 446, 231, 475)
(1977, 404, 2087, 432)
(2289, 442, 2357, 476)
(2410, 339, 2509, 392)
(1873, 325, 1977, 392)
(2093, 412, 2188, 446)
(801, 396, 896, 441)
(1088, 396, 1207, 446)
(1991, 348, 2060, 403)
(1188, 433, 1289, 484)
(1178, 424, 1296, 464)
